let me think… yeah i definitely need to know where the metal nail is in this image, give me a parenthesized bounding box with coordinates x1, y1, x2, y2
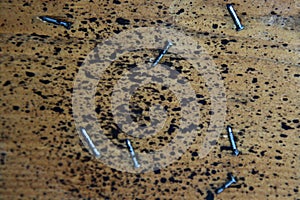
(38, 16, 72, 29)
(226, 4, 244, 31)
(227, 125, 240, 156)
(152, 41, 173, 67)
(216, 174, 237, 194)
(126, 139, 140, 168)
(80, 127, 101, 158)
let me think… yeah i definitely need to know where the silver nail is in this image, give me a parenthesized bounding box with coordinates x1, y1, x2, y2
(227, 125, 240, 156)
(216, 174, 237, 194)
(38, 16, 72, 29)
(152, 41, 173, 67)
(126, 139, 140, 168)
(80, 127, 101, 158)
(226, 4, 244, 31)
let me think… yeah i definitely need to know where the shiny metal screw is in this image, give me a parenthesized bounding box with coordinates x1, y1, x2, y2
(226, 4, 244, 31)
(80, 127, 101, 158)
(126, 139, 140, 168)
(216, 174, 237, 194)
(152, 41, 173, 67)
(227, 125, 240, 156)
(38, 16, 72, 29)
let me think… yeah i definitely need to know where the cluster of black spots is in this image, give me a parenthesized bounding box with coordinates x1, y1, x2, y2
(176, 8, 185, 15)
(0, 152, 6, 165)
(281, 122, 294, 130)
(221, 39, 237, 45)
(1, 1, 297, 200)
(221, 64, 229, 74)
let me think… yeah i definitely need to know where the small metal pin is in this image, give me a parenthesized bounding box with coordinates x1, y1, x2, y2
(227, 125, 240, 156)
(80, 127, 101, 158)
(152, 41, 173, 67)
(226, 4, 244, 31)
(38, 16, 72, 29)
(216, 174, 237, 194)
(125, 139, 140, 168)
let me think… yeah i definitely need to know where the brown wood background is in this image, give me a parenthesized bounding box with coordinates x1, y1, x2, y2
(0, 0, 299, 199)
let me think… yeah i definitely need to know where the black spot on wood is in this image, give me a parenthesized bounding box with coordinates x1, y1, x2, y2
(116, 17, 130, 25)
(89, 17, 97, 22)
(3, 80, 11, 86)
(205, 190, 214, 200)
(52, 106, 64, 114)
(275, 156, 282, 160)
(39, 79, 51, 84)
(13, 106, 20, 110)
(191, 151, 198, 157)
(0, 152, 6, 165)
(26, 71, 35, 77)
(176, 8, 185, 15)
(281, 122, 294, 130)
(167, 124, 179, 135)
(54, 47, 61, 55)
(16, 42, 23, 47)
(221, 39, 229, 45)
(280, 133, 288, 138)
(113, 0, 121, 4)
(53, 66, 66, 70)
(31, 33, 50, 39)
(188, 171, 197, 179)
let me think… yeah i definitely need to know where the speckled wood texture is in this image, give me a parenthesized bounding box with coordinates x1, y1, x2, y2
(0, 0, 299, 199)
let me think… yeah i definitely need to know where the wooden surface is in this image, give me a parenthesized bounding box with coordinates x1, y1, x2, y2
(0, 0, 299, 199)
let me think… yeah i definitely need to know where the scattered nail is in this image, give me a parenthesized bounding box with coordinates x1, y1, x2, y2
(216, 174, 237, 194)
(227, 125, 240, 156)
(152, 41, 173, 67)
(80, 127, 101, 158)
(126, 139, 140, 168)
(38, 16, 72, 29)
(226, 4, 244, 31)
